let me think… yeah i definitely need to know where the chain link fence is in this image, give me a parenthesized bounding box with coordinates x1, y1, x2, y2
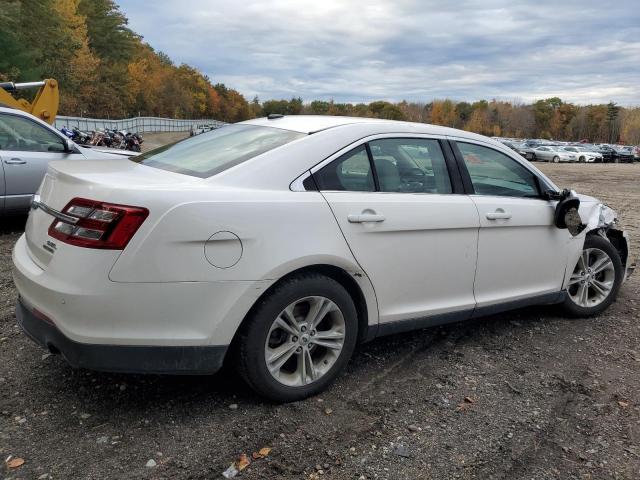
(54, 116, 226, 134)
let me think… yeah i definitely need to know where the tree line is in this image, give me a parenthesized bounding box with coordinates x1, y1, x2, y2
(260, 97, 640, 144)
(0, 0, 254, 122)
(1, 1, 638, 143)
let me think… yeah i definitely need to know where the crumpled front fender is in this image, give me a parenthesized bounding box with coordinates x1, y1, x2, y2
(565, 198, 634, 284)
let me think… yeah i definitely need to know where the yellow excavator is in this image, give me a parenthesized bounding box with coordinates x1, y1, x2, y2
(0, 78, 59, 125)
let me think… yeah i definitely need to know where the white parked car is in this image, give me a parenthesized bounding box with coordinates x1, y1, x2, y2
(562, 146, 603, 163)
(13, 116, 635, 401)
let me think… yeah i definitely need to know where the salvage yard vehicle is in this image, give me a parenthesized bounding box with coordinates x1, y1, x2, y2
(531, 145, 577, 163)
(610, 145, 634, 163)
(12, 115, 635, 402)
(0, 107, 137, 215)
(562, 146, 604, 163)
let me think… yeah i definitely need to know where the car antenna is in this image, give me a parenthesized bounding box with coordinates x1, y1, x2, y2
(267, 113, 284, 120)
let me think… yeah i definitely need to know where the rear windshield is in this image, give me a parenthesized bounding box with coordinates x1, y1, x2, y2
(132, 124, 305, 178)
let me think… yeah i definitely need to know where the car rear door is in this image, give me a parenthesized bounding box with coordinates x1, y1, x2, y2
(0, 112, 83, 213)
(451, 139, 570, 309)
(312, 135, 479, 328)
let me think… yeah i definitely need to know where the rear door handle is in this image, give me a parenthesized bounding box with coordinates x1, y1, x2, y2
(4, 158, 26, 165)
(486, 209, 512, 220)
(348, 213, 386, 223)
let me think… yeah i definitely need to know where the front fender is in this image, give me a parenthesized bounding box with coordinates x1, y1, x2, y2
(562, 200, 634, 287)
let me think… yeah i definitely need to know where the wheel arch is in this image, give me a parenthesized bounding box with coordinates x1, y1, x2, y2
(227, 263, 379, 359)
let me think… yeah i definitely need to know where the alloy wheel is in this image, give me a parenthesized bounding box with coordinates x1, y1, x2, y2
(567, 248, 616, 308)
(264, 296, 345, 387)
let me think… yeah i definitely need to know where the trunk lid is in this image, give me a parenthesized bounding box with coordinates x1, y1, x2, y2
(25, 159, 202, 269)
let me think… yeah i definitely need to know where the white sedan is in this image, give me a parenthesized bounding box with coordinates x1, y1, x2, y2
(562, 146, 604, 163)
(12, 116, 635, 401)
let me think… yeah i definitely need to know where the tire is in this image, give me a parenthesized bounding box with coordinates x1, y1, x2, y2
(235, 273, 358, 402)
(561, 235, 623, 318)
(579, 156, 585, 163)
(553, 156, 560, 163)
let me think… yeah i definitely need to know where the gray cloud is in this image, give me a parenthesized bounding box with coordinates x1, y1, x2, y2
(117, 0, 640, 105)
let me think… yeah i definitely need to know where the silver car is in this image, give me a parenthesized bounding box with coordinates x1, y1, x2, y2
(0, 107, 136, 215)
(532, 145, 577, 163)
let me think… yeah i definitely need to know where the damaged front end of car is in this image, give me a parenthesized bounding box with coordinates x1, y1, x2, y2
(549, 189, 635, 283)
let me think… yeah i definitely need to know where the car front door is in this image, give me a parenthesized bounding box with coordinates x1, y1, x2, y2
(312, 136, 479, 328)
(0, 113, 82, 213)
(452, 140, 570, 309)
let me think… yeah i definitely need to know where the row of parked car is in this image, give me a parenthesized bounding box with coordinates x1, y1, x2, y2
(494, 138, 640, 163)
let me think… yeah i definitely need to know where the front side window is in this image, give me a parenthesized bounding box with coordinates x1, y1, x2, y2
(368, 138, 452, 194)
(457, 142, 540, 198)
(0, 114, 65, 152)
(313, 145, 374, 191)
(133, 124, 305, 178)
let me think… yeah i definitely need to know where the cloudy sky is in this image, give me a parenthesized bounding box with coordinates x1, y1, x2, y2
(117, 0, 639, 105)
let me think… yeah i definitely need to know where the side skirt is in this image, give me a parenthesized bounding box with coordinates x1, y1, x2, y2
(374, 291, 566, 338)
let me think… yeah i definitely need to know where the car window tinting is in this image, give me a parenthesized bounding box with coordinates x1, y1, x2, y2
(132, 124, 305, 178)
(313, 145, 374, 192)
(368, 138, 452, 194)
(457, 142, 541, 198)
(0, 114, 65, 152)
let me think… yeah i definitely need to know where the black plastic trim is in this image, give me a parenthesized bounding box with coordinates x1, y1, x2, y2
(439, 139, 465, 194)
(364, 143, 380, 191)
(375, 291, 566, 338)
(16, 299, 227, 375)
(448, 140, 475, 194)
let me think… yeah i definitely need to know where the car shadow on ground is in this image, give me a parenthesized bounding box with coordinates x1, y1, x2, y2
(25, 303, 563, 412)
(0, 215, 27, 234)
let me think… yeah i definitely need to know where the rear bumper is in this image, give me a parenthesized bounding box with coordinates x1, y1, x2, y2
(16, 298, 227, 374)
(12, 234, 268, 346)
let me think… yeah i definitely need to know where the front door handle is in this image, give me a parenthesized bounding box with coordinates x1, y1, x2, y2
(486, 209, 512, 220)
(348, 213, 386, 223)
(4, 158, 26, 165)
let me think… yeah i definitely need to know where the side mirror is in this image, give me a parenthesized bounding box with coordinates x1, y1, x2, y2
(550, 189, 585, 236)
(63, 137, 77, 153)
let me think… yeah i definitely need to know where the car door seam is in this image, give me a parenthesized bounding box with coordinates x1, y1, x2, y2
(317, 189, 381, 334)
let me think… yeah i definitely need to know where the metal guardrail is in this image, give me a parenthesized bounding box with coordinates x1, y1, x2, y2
(54, 116, 226, 134)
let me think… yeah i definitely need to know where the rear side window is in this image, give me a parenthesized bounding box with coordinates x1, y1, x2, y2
(313, 145, 374, 191)
(132, 124, 305, 178)
(457, 142, 540, 198)
(0, 113, 66, 152)
(369, 138, 452, 194)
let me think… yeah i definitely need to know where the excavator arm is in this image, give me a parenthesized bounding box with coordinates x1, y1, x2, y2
(0, 79, 59, 125)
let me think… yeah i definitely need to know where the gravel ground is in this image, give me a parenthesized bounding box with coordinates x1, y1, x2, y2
(140, 132, 189, 152)
(1, 162, 639, 480)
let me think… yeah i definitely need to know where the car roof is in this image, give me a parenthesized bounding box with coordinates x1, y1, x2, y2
(239, 115, 389, 133)
(239, 115, 481, 138)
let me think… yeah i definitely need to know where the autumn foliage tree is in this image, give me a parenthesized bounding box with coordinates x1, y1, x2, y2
(0, 0, 251, 121)
(0, 0, 638, 142)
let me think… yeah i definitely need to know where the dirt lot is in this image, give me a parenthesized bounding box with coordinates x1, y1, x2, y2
(141, 132, 188, 152)
(1, 163, 638, 479)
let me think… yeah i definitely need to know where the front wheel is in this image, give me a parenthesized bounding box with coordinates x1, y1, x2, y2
(553, 156, 560, 163)
(235, 273, 358, 402)
(561, 235, 623, 317)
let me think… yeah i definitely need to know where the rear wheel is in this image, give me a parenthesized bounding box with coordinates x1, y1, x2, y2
(561, 235, 623, 317)
(235, 273, 358, 402)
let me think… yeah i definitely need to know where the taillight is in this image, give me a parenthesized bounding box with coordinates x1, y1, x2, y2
(48, 198, 149, 249)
